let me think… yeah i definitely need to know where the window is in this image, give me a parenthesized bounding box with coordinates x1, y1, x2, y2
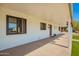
(59, 27, 60, 31)
(40, 22, 46, 30)
(6, 15, 26, 35)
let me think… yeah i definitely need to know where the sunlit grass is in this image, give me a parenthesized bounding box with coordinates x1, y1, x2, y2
(72, 41, 79, 56)
(73, 34, 79, 40)
(71, 34, 79, 56)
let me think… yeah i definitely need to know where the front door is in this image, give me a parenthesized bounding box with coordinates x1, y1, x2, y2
(49, 24, 52, 36)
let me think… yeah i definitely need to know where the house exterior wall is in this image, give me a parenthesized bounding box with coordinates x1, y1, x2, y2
(0, 7, 60, 50)
(0, 3, 71, 51)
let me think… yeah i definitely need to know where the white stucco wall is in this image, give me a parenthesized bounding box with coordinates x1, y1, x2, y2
(0, 7, 58, 50)
(0, 3, 71, 50)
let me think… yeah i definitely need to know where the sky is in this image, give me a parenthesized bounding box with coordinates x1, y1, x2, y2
(73, 3, 79, 21)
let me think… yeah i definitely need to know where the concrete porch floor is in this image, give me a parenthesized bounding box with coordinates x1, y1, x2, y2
(0, 33, 70, 56)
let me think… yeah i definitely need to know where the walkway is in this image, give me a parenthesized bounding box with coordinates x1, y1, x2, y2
(0, 33, 70, 56)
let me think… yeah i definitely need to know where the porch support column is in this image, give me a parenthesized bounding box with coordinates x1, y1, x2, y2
(68, 21, 72, 55)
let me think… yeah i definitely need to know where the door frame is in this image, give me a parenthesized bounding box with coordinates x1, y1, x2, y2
(48, 24, 52, 37)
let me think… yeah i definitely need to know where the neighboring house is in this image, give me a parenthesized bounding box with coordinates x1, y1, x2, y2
(0, 4, 71, 50)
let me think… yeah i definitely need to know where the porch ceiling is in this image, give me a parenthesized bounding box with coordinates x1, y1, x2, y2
(0, 3, 71, 26)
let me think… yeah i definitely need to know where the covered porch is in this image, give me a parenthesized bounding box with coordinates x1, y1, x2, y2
(0, 3, 72, 56)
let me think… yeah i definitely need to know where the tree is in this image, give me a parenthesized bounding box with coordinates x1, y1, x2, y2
(72, 20, 79, 32)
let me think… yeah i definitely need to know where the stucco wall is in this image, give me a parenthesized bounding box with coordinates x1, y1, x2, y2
(0, 7, 59, 50)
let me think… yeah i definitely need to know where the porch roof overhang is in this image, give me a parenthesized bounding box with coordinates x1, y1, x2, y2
(0, 3, 71, 27)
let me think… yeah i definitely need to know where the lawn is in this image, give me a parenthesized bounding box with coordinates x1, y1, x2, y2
(72, 41, 79, 56)
(73, 34, 79, 40)
(71, 34, 79, 56)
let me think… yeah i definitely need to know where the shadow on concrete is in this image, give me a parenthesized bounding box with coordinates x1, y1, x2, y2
(54, 44, 68, 48)
(0, 34, 64, 56)
(50, 36, 68, 48)
(50, 42, 68, 48)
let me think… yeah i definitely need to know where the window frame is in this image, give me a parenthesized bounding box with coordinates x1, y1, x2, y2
(6, 15, 27, 35)
(40, 22, 46, 30)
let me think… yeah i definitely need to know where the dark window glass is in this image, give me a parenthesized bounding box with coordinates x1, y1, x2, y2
(17, 19, 22, 34)
(40, 22, 46, 30)
(22, 19, 26, 34)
